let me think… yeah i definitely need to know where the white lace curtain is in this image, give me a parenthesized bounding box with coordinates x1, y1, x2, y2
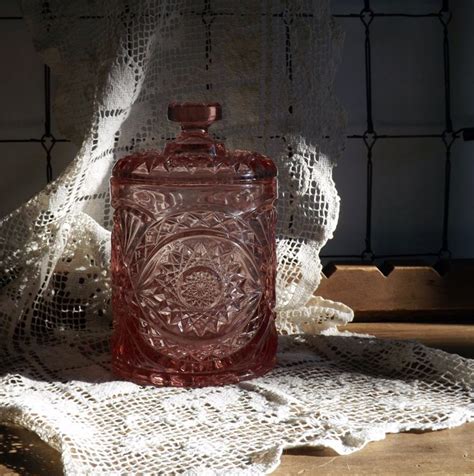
(0, 0, 351, 353)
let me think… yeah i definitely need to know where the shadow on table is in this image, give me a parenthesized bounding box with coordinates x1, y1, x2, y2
(0, 424, 63, 476)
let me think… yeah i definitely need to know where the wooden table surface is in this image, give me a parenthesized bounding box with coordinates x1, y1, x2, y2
(1, 323, 473, 475)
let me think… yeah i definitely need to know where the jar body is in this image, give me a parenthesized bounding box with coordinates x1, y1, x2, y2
(110, 154, 277, 386)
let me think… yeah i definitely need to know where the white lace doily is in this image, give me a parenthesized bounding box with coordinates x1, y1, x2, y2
(0, 1, 472, 474)
(1, 334, 472, 474)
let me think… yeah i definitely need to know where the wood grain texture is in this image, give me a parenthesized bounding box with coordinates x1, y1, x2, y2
(275, 423, 474, 475)
(0, 323, 472, 475)
(347, 322, 474, 358)
(318, 260, 474, 321)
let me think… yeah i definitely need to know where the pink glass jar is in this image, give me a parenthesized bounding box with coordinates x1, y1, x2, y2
(110, 103, 277, 387)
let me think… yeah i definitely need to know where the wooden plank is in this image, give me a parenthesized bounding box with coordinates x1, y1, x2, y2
(0, 323, 472, 475)
(318, 260, 474, 321)
(276, 423, 474, 475)
(346, 323, 474, 358)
